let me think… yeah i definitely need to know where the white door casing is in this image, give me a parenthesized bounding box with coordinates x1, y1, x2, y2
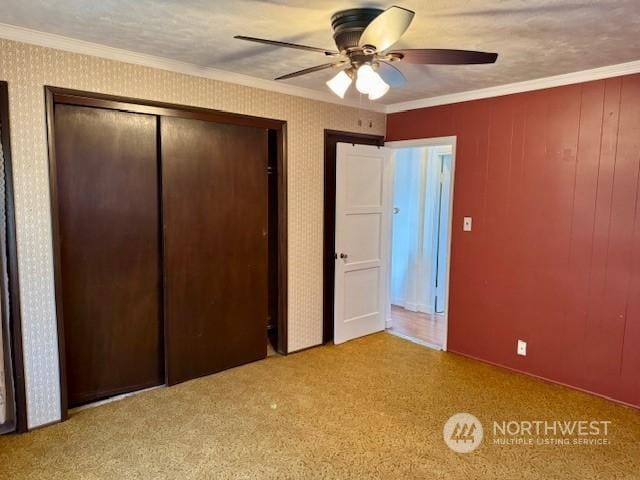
(334, 143, 392, 344)
(434, 153, 452, 313)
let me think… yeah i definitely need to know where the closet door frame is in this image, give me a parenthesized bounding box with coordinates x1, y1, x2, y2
(45, 87, 288, 422)
(1, 81, 28, 433)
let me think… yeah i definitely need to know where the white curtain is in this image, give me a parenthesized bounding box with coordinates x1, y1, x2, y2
(390, 147, 418, 308)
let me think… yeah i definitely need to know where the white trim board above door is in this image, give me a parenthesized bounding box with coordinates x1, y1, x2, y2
(333, 143, 392, 345)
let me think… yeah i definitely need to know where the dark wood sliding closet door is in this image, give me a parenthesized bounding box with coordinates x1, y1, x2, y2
(161, 117, 268, 385)
(54, 105, 163, 407)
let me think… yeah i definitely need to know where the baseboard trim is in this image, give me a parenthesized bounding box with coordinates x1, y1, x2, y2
(287, 342, 324, 355)
(392, 302, 434, 315)
(386, 330, 442, 351)
(69, 384, 165, 414)
(448, 349, 640, 410)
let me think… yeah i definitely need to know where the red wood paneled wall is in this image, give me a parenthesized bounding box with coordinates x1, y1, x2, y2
(387, 74, 640, 407)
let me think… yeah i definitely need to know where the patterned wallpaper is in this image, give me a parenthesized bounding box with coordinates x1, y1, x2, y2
(0, 38, 386, 428)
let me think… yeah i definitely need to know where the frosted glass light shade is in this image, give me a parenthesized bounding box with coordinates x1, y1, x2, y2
(368, 76, 390, 100)
(354, 64, 390, 100)
(355, 64, 377, 94)
(326, 70, 352, 98)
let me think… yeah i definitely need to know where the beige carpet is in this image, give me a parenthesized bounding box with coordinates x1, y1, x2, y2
(1, 333, 638, 479)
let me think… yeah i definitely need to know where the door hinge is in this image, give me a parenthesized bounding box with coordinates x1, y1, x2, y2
(267, 165, 275, 175)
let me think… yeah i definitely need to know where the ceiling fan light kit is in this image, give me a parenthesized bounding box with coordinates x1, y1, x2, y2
(367, 75, 390, 100)
(235, 5, 499, 102)
(354, 64, 390, 100)
(326, 70, 353, 98)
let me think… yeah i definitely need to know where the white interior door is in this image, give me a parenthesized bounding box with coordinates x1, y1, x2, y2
(334, 143, 392, 344)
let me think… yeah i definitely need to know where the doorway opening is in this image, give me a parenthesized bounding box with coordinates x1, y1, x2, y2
(325, 135, 455, 349)
(323, 130, 385, 344)
(386, 138, 455, 350)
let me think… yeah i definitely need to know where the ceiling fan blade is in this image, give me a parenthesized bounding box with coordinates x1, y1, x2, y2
(234, 35, 338, 56)
(359, 6, 415, 52)
(377, 62, 406, 87)
(275, 62, 343, 81)
(390, 49, 498, 64)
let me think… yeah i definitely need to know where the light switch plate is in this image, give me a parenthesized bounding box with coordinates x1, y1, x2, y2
(463, 217, 472, 231)
(517, 339, 527, 356)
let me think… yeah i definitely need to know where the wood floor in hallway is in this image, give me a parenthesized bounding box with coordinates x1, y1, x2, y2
(388, 304, 446, 347)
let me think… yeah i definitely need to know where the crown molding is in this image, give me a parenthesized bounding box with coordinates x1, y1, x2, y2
(385, 60, 640, 114)
(2, 22, 639, 116)
(0, 22, 387, 113)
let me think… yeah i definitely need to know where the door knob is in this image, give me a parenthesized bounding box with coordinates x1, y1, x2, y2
(339, 253, 348, 259)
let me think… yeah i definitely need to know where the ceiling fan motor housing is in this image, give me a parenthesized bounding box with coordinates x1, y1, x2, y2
(331, 8, 383, 52)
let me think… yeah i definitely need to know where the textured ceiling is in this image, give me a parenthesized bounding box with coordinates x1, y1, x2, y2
(1, 0, 639, 105)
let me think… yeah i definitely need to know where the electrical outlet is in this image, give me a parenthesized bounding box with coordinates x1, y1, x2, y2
(463, 217, 472, 231)
(517, 340, 527, 356)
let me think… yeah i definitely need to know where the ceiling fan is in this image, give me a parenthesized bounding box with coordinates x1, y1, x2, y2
(235, 5, 498, 101)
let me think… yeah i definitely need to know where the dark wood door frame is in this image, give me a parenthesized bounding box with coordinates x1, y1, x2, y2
(1, 81, 28, 433)
(323, 130, 384, 344)
(45, 86, 288, 421)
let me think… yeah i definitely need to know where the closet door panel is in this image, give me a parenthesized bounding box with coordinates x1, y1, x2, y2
(161, 117, 268, 385)
(54, 104, 163, 407)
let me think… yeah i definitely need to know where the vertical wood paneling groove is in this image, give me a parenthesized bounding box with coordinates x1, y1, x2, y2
(597, 79, 624, 335)
(615, 76, 640, 376)
(504, 99, 517, 220)
(620, 128, 640, 403)
(562, 82, 604, 384)
(557, 86, 583, 382)
(387, 73, 640, 406)
(600, 79, 629, 378)
(618, 144, 640, 371)
(481, 104, 492, 233)
(578, 82, 607, 355)
(581, 79, 620, 388)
